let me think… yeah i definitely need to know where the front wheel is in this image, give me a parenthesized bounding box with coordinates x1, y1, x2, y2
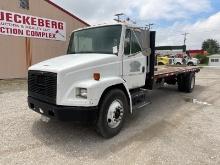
(96, 89, 129, 138)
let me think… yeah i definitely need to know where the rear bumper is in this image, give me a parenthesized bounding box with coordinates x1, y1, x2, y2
(28, 96, 98, 121)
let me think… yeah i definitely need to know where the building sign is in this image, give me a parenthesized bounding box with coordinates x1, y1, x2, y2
(0, 10, 66, 41)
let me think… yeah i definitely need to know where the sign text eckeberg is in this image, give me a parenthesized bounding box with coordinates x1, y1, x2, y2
(0, 10, 66, 41)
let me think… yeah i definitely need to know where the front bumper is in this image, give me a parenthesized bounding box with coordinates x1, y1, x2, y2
(28, 96, 98, 121)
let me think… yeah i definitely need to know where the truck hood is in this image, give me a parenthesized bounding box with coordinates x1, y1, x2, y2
(29, 53, 118, 73)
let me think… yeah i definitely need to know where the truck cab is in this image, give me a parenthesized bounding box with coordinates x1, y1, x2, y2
(28, 23, 153, 138)
(157, 56, 170, 65)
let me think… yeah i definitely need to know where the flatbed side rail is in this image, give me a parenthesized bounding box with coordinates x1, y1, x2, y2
(154, 66, 200, 79)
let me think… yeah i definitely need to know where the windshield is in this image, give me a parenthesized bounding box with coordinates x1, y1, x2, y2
(68, 25, 122, 54)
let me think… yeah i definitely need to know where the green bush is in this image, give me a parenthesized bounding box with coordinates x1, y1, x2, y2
(195, 54, 209, 64)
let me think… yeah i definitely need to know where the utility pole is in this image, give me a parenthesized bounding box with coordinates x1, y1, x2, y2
(114, 13, 124, 22)
(182, 32, 189, 45)
(127, 17, 136, 24)
(146, 23, 154, 30)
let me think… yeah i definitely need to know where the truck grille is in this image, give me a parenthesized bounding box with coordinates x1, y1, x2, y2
(28, 70, 57, 104)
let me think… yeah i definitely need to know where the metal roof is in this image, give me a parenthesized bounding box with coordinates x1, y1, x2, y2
(209, 54, 220, 58)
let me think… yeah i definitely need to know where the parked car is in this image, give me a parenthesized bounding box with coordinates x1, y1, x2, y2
(170, 55, 199, 66)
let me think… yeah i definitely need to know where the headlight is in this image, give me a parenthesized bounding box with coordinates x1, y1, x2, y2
(77, 88, 87, 98)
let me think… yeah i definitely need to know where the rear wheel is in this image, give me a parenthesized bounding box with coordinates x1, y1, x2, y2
(188, 62, 194, 66)
(177, 72, 195, 93)
(185, 72, 195, 92)
(177, 74, 185, 92)
(96, 89, 128, 138)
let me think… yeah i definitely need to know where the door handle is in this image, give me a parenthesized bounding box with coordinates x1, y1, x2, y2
(142, 66, 145, 73)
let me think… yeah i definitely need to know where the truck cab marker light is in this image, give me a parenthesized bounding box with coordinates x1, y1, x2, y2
(93, 73, 100, 81)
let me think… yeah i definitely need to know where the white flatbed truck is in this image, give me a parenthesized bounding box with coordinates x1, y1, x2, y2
(28, 23, 200, 138)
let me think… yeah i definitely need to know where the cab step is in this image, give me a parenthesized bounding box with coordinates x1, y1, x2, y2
(130, 88, 151, 110)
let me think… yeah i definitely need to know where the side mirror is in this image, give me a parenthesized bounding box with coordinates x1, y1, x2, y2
(142, 48, 151, 56)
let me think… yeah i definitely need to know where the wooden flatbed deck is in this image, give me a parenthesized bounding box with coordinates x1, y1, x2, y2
(154, 65, 200, 79)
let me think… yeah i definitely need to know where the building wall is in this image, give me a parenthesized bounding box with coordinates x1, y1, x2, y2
(0, 0, 88, 79)
(188, 50, 208, 57)
(209, 57, 220, 66)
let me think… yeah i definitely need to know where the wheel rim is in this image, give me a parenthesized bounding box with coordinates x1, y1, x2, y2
(107, 99, 124, 128)
(191, 76, 195, 89)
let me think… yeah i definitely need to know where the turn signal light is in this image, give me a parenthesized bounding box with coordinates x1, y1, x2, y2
(93, 73, 100, 81)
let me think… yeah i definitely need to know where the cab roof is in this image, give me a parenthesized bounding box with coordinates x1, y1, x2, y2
(71, 22, 144, 33)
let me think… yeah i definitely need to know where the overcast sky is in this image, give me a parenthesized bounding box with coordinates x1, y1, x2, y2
(51, 0, 220, 49)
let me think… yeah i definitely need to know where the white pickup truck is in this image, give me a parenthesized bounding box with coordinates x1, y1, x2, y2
(28, 23, 200, 138)
(170, 55, 199, 66)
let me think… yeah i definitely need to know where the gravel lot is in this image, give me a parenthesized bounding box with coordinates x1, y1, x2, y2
(1, 67, 220, 165)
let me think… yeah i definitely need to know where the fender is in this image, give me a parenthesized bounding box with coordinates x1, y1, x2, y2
(61, 77, 132, 113)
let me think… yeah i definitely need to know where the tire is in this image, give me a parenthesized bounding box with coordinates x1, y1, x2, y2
(177, 74, 185, 92)
(158, 62, 164, 65)
(177, 73, 195, 93)
(184, 72, 195, 93)
(96, 89, 128, 138)
(176, 62, 182, 65)
(188, 62, 194, 66)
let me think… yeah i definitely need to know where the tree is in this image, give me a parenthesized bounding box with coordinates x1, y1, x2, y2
(202, 39, 220, 55)
(195, 54, 209, 64)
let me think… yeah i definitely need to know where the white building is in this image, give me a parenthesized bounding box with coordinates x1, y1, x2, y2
(209, 54, 220, 66)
